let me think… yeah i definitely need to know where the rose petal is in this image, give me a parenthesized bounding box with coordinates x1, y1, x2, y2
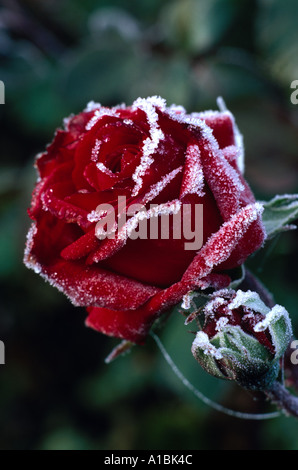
(86, 305, 156, 344)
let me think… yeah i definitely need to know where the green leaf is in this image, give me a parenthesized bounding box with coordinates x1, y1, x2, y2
(261, 194, 298, 239)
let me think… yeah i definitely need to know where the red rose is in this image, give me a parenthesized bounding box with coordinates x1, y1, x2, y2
(24, 96, 266, 343)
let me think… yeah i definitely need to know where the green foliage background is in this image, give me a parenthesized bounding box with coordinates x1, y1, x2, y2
(0, 0, 298, 450)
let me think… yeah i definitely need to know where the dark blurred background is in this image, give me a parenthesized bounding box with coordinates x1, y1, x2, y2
(1, 0, 298, 450)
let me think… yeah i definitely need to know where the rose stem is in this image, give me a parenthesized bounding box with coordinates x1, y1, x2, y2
(265, 382, 298, 418)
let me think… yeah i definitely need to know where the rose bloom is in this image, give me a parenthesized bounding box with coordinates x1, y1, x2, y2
(24, 96, 266, 343)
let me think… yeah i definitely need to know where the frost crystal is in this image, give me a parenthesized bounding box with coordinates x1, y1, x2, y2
(192, 332, 223, 360)
(217, 97, 245, 174)
(181, 293, 192, 310)
(215, 316, 229, 332)
(228, 289, 268, 314)
(91, 139, 102, 161)
(131, 96, 165, 196)
(85, 101, 102, 112)
(180, 144, 205, 198)
(87, 208, 108, 223)
(86, 107, 118, 131)
(254, 305, 289, 332)
(119, 200, 182, 241)
(139, 166, 183, 205)
(96, 162, 114, 176)
(204, 297, 227, 316)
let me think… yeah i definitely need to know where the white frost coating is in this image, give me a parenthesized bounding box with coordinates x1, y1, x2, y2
(168, 108, 245, 202)
(204, 297, 227, 315)
(180, 144, 205, 198)
(95, 220, 118, 239)
(168, 104, 187, 115)
(86, 107, 118, 131)
(87, 208, 108, 223)
(200, 202, 264, 271)
(91, 139, 102, 161)
(131, 96, 165, 196)
(216, 317, 229, 332)
(119, 200, 181, 240)
(217, 96, 245, 174)
(210, 288, 232, 299)
(192, 332, 223, 360)
(228, 289, 268, 314)
(254, 305, 289, 333)
(96, 162, 114, 176)
(24, 224, 42, 274)
(139, 166, 183, 205)
(181, 293, 192, 310)
(85, 101, 102, 112)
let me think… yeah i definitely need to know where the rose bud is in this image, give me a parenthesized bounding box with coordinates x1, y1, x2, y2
(191, 289, 292, 390)
(24, 96, 266, 343)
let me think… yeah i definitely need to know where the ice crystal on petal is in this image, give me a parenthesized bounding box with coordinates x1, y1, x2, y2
(85, 101, 102, 112)
(139, 166, 183, 205)
(87, 208, 108, 223)
(86, 107, 118, 131)
(131, 97, 165, 196)
(180, 144, 205, 198)
(96, 162, 114, 176)
(204, 297, 227, 316)
(91, 139, 102, 162)
(216, 97, 245, 174)
(120, 200, 181, 240)
(204, 203, 263, 267)
(24, 224, 42, 274)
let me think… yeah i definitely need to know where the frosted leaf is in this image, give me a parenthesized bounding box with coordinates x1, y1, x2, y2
(228, 289, 269, 315)
(192, 331, 223, 360)
(254, 305, 289, 333)
(180, 144, 205, 198)
(139, 166, 183, 205)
